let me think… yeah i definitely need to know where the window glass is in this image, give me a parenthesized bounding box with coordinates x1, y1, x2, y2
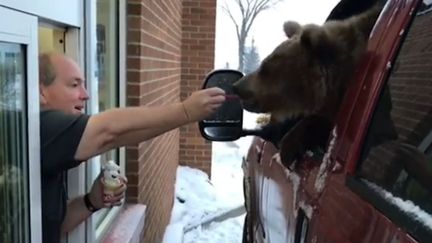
(357, 2, 432, 232)
(96, 0, 119, 164)
(0, 42, 29, 243)
(94, 0, 119, 230)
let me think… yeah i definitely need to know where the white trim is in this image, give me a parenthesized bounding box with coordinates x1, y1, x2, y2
(27, 17, 41, 243)
(0, 0, 81, 27)
(84, 0, 102, 242)
(102, 204, 147, 243)
(83, 0, 100, 182)
(65, 28, 82, 63)
(0, 6, 41, 243)
(63, 26, 88, 243)
(0, 8, 33, 44)
(118, 0, 127, 183)
(95, 206, 122, 238)
(94, 0, 127, 241)
(95, 1, 128, 239)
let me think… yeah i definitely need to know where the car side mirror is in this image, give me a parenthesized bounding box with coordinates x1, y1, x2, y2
(199, 69, 244, 141)
(199, 69, 264, 141)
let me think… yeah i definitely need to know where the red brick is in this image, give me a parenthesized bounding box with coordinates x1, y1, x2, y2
(125, 0, 216, 241)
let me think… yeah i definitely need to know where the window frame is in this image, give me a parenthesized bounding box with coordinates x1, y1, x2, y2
(82, 0, 126, 241)
(64, 26, 88, 243)
(347, 174, 432, 242)
(348, 129, 432, 242)
(345, 2, 432, 241)
(0, 6, 41, 243)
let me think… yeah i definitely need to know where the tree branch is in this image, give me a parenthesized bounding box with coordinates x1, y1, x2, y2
(222, 3, 241, 40)
(221, 0, 282, 71)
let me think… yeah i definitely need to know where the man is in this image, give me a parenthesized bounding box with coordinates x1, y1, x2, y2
(39, 53, 225, 243)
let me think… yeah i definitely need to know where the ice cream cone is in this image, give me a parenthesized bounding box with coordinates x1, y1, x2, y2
(102, 178, 122, 197)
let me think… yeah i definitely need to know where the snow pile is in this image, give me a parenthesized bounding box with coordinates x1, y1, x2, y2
(171, 166, 235, 231)
(315, 127, 337, 193)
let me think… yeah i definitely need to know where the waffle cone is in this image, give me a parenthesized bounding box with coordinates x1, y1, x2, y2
(102, 179, 121, 195)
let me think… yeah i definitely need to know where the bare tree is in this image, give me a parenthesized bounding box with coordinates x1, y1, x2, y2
(243, 38, 261, 74)
(222, 0, 282, 72)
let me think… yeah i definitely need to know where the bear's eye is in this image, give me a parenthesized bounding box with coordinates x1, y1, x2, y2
(117, 170, 121, 174)
(259, 55, 284, 79)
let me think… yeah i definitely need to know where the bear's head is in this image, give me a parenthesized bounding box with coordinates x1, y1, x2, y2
(233, 6, 380, 121)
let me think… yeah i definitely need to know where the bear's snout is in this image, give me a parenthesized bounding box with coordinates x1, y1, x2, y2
(232, 77, 254, 99)
(232, 76, 263, 113)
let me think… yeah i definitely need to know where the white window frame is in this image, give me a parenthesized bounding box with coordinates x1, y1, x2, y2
(0, 6, 41, 243)
(64, 26, 87, 243)
(83, 0, 127, 241)
(0, 0, 81, 27)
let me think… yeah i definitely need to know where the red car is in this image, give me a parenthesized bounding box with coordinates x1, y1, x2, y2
(200, 0, 432, 242)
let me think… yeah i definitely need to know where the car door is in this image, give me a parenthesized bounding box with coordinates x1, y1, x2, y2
(308, 0, 430, 242)
(244, 136, 266, 242)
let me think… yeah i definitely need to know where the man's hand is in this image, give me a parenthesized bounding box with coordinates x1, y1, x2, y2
(88, 172, 127, 209)
(181, 87, 226, 122)
(61, 173, 127, 234)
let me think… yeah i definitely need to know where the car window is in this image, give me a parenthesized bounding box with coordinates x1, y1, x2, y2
(355, 1, 432, 240)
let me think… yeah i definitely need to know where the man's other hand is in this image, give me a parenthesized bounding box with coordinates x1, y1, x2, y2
(88, 172, 127, 209)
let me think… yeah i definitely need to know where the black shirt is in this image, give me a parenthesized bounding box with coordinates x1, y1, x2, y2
(40, 110, 89, 243)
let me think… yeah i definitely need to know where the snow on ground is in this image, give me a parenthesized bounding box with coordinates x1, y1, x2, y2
(172, 167, 235, 229)
(163, 165, 245, 243)
(183, 214, 245, 243)
(210, 111, 259, 208)
(163, 158, 244, 243)
(163, 112, 258, 243)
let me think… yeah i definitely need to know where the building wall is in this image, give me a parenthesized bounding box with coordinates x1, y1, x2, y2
(126, 0, 216, 241)
(179, 0, 216, 176)
(126, 0, 182, 242)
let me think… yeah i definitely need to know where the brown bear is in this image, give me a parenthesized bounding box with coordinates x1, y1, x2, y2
(232, 4, 383, 165)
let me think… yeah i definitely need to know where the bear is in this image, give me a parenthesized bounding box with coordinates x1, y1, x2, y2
(232, 4, 383, 166)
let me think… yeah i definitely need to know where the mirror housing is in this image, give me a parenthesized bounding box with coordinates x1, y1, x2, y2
(199, 69, 244, 141)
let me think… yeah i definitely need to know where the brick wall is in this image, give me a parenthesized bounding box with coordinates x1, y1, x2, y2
(179, 0, 217, 176)
(126, 0, 183, 242)
(126, 0, 217, 241)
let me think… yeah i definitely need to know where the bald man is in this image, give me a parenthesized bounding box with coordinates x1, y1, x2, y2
(38, 53, 225, 243)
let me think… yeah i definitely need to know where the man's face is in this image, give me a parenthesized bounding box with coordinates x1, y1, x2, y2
(40, 55, 89, 115)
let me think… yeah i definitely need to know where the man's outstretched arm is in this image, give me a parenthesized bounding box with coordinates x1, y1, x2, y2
(74, 87, 225, 161)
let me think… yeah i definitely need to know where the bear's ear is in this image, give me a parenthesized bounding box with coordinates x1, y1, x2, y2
(300, 25, 337, 64)
(283, 21, 302, 38)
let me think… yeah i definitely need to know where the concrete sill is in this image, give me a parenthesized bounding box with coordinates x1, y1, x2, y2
(101, 204, 147, 243)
